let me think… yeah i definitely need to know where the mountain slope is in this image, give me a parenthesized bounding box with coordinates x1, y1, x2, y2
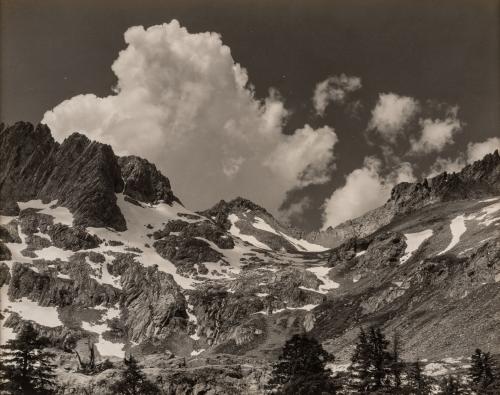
(0, 122, 499, 393)
(307, 149, 500, 248)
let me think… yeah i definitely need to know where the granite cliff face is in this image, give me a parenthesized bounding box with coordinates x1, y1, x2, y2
(1, 123, 500, 393)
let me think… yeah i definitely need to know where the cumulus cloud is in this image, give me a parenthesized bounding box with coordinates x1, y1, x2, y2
(43, 21, 338, 212)
(367, 93, 420, 143)
(321, 157, 415, 229)
(466, 137, 500, 163)
(427, 156, 466, 178)
(410, 107, 462, 154)
(313, 74, 362, 116)
(427, 136, 500, 177)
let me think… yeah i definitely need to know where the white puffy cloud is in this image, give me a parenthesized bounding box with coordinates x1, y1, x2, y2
(427, 136, 500, 177)
(313, 74, 362, 116)
(466, 137, 500, 163)
(368, 93, 420, 142)
(43, 21, 338, 212)
(321, 157, 415, 229)
(426, 156, 466, 178)
(410, 107, 462, 154)
(264, 124, 338, 187)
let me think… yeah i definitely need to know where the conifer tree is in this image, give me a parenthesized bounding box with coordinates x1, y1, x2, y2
(0, 323, 57, 395)
(110, 355, 160, 395)
(406, 359, 431, 395)
(347, 327, 372, 393)
(469, 348, 496, 393)
(269, 333, 337, 395)
(367, 326, 391, 391)
(387, 331, 403, 391)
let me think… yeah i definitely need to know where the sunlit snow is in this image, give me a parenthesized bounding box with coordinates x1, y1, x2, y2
(400, 229, 433, 264)
(306, 266, 339, 293)
(439, 216, 467, 255)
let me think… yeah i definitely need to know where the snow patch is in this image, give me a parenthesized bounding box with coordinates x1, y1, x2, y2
(400, 229, 433, 264)
(87, 194, 198, 290)
(252, 217, 280, 235)
(1, 286, 62, 328)
(439, 216, 466, 255)
(190, 348, 205, 356)
(306, 266, 339, 293)
(18, 200, 74, 226)
(228, 214, 272, 250)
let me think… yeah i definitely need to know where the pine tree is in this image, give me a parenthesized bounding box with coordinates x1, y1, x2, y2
(347, 327, 372, 393)
(470, 349, 485, 387)
(387, 331, 403, 391)
(367, 326, 391, 391)
(110, 355, 160, 395)
(469, 348, 496, 393)
(0, 323, 57, 395)
(406, 359, 431, 395)
(269, 333, 337, 395)
(347, 326, 394, 393)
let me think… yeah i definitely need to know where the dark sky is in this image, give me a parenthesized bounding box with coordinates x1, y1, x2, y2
(1, 0, 499, 230)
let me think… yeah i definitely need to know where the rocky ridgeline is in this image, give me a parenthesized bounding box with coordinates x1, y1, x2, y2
(307, 150, 500, 248)
(0, 122, 179, 230)
(1, 122, 500, 393)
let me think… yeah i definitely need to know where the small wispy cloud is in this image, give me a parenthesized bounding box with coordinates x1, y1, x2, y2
(312, 74, 362, 116)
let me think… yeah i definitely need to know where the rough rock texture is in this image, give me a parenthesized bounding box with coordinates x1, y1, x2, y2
(200, 197, 307, 252)
(308, 150, 500, 248)
(118, 155, 180, 205)
(0, 222, 21, 243)
(8, 261, 120, 308)
(0, 122, 126, 230)
(108, 253, 188, 343)
(0, 241, 11, 260)
(152, 219, 235, 275)
(48, 224, 101, 251)
(199, 197, 271, 230)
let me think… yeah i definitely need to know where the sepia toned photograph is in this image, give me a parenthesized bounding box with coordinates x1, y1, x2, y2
(0, 0, 499, 393)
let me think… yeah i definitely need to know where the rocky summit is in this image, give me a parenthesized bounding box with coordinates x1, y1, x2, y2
(1, 122, 500, 394)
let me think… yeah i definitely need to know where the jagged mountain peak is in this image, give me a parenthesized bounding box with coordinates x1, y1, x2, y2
(199, 196, 327, 253)
(0, 123, 179, 231)
(389, 149, 500, 213)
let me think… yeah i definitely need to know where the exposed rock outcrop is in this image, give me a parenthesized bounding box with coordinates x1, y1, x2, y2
(118, 155, 180, 205)
(308, 150, 500, 248)
(108, 253, 188, 343)
(0, 122, 125, 230)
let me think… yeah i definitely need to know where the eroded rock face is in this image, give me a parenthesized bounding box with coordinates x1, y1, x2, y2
(0, 241, 11, 260)
(48, 224, 101, 251)
(8, 262, 120, 308)
(118, 155, 180, 205)
(108, 253, 188, 343)
(152, 219, 235, 275)
(0, 262, 10, 287)
(307, 150, 500, 248)
(199, 197, 271, 230)
(0, 122, 126, 230)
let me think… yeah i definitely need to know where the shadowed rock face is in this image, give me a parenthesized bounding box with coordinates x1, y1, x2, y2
(0, 122, 126, 230)
(118, 155, 180, 205)
(0, 123, 181, 231)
